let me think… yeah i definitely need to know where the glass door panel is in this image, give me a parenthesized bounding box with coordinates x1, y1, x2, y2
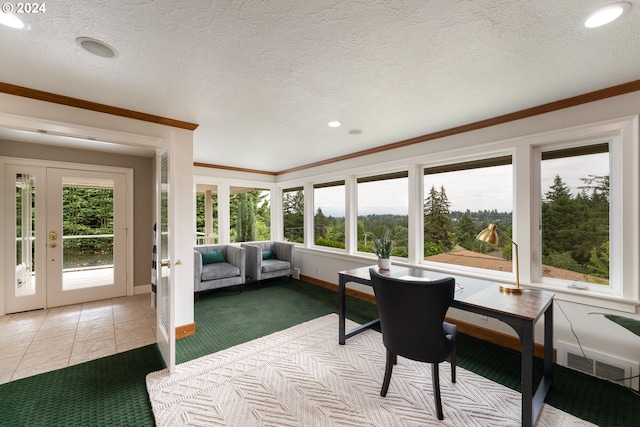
(4, 165, 46, 313)
(15, 173, 36, 296)
(61, 176, 115, 291)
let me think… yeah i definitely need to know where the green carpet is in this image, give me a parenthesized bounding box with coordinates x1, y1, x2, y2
(0, 343, 164, 426)
(0, 278, 638, 426)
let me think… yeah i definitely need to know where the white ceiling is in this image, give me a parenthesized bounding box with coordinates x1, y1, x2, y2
(1, 1, 639, 172)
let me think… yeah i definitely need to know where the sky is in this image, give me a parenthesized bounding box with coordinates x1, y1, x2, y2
(313, 152, 609, 217)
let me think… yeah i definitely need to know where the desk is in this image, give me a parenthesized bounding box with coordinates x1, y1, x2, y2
(338, 265, 554, 427)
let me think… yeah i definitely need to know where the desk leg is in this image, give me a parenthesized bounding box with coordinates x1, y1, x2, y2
(544, 304, 553, 383)
(533, 304, 554, 423)
(519, 322, 534, 427)
(511, 305, 554, 427)
(338, 276, 346, 345)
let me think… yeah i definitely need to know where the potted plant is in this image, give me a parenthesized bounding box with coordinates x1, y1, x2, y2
(370, 229, 393, 270)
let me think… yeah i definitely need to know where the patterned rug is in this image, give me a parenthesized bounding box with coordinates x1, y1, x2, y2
(146, 314, 596, 426)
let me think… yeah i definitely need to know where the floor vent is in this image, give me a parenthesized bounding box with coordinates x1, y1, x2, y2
(557, 341, 638, 389)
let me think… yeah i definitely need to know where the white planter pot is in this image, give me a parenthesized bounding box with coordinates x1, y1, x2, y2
(377, 258, 391, 270)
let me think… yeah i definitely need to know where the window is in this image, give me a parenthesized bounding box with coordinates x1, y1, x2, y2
(230, 186, 270, 242)
(423, 156, 513, 274)
(195, 184, 218, 245)
(313, 181, 345, 249)
(539, 143, 610, 287)
(283, 187, 304, 243)
(357, 172, 408, 257)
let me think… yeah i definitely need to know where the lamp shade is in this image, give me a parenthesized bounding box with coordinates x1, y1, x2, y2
(476, 223, 499, 245)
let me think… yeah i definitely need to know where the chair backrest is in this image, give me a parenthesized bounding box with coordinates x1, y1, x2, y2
(194, 244, 229, 257)
(369, 268, 456, 363)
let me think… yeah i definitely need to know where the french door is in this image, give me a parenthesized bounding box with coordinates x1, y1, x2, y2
(4, 165, 127, 313)
(156, 150, 175, 373)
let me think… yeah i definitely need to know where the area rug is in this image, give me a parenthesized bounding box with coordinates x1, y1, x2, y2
(146, 314, 596, 426)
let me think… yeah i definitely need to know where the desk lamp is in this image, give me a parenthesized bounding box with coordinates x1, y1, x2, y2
(476, 223, 522, 293)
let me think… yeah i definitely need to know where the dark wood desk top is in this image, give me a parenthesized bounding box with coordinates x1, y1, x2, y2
(339, 265, 554, 322)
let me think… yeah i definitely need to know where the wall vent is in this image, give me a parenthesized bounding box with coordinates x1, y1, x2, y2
(557, 340, 638, 390)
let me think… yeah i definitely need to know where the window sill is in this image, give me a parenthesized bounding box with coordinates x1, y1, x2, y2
(526, 282, 639, 313)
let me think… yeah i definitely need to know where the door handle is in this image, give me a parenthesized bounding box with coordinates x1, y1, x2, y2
(49, 243, 57, 248)
(49, 230, 58, 240)
(160, 260, 181, 268)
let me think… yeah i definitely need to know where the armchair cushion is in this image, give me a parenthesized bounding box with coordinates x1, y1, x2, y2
(261, 259, 291, 273)
(201, 262, 240, 281)
(262, 250, 277, 260)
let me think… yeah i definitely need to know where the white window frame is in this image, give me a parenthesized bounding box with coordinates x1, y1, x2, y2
(533, 138, 615, 293)
(311, 180, 347, 252)
(355, 170, 409, 260)
(527, 116, 638, 304)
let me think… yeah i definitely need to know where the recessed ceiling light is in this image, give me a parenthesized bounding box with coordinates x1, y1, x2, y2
(0, 12, 25, 29)
(327, 121, 341, 128)
(584, 2, 631, 28)
(76, 37, 118, 58)
(348, 129, 363, 135)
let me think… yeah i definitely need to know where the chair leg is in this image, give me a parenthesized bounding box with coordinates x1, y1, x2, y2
(239, 283, 243, 293)
(451, 343, 456, 383)
(194, 292, 199, 303)
(380, 350, 395, 397)
(257, 280, 261, 290)
(432, 363, 444, 420)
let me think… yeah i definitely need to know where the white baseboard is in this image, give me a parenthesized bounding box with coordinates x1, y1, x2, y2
(134, 284, 152, 295)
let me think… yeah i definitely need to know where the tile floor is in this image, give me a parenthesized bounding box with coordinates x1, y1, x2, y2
(0, 293, 156, 384)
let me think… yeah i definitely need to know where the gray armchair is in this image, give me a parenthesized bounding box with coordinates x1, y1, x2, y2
(241, 241, 294, 288)
(193, 245, 246, 301)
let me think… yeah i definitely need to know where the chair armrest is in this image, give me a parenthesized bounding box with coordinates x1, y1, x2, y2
(274, 242, 294, 264)
(193, 250, 203, 290)
(241, 243, 262, 280)
(226, 246, 246, 278)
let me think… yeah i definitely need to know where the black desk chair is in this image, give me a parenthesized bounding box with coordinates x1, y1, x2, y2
(369, 268, 458, 420)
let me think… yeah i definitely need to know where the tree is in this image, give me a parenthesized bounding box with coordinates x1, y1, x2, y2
(541, 175, 580, 259)
(455, 211, 478, 250)
(424, 185, 453, 251)
(541, 173, 609, 279)
(314, 208, 327, 242)
(283, 190, 304, 242)
(230, 190, 270, 242)
(588, 241, 609, 279)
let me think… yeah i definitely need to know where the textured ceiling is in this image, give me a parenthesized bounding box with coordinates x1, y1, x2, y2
(1, 0, 639, 172)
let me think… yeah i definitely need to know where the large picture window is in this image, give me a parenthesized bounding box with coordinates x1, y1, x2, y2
(313, 181, 345, 249)
(423, 156, 513, 273)
(540, 143, 610, 286)
(230, 186, 270, 243)
(283, 186, 304, 243)
(357, 172, 408, 257)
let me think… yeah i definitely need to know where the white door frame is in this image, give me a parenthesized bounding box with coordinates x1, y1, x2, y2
(0, 156, 134, 315)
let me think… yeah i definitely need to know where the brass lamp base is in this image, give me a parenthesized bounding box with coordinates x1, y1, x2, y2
(499, 283, 523, 294)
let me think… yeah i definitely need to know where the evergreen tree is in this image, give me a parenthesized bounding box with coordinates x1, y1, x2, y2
(283, 190, 304, 242)
(541, 175, 579, 258)
(314, 207, 327, 242)
(424, 185, 453, 251)
(455, 211, 478, 250)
